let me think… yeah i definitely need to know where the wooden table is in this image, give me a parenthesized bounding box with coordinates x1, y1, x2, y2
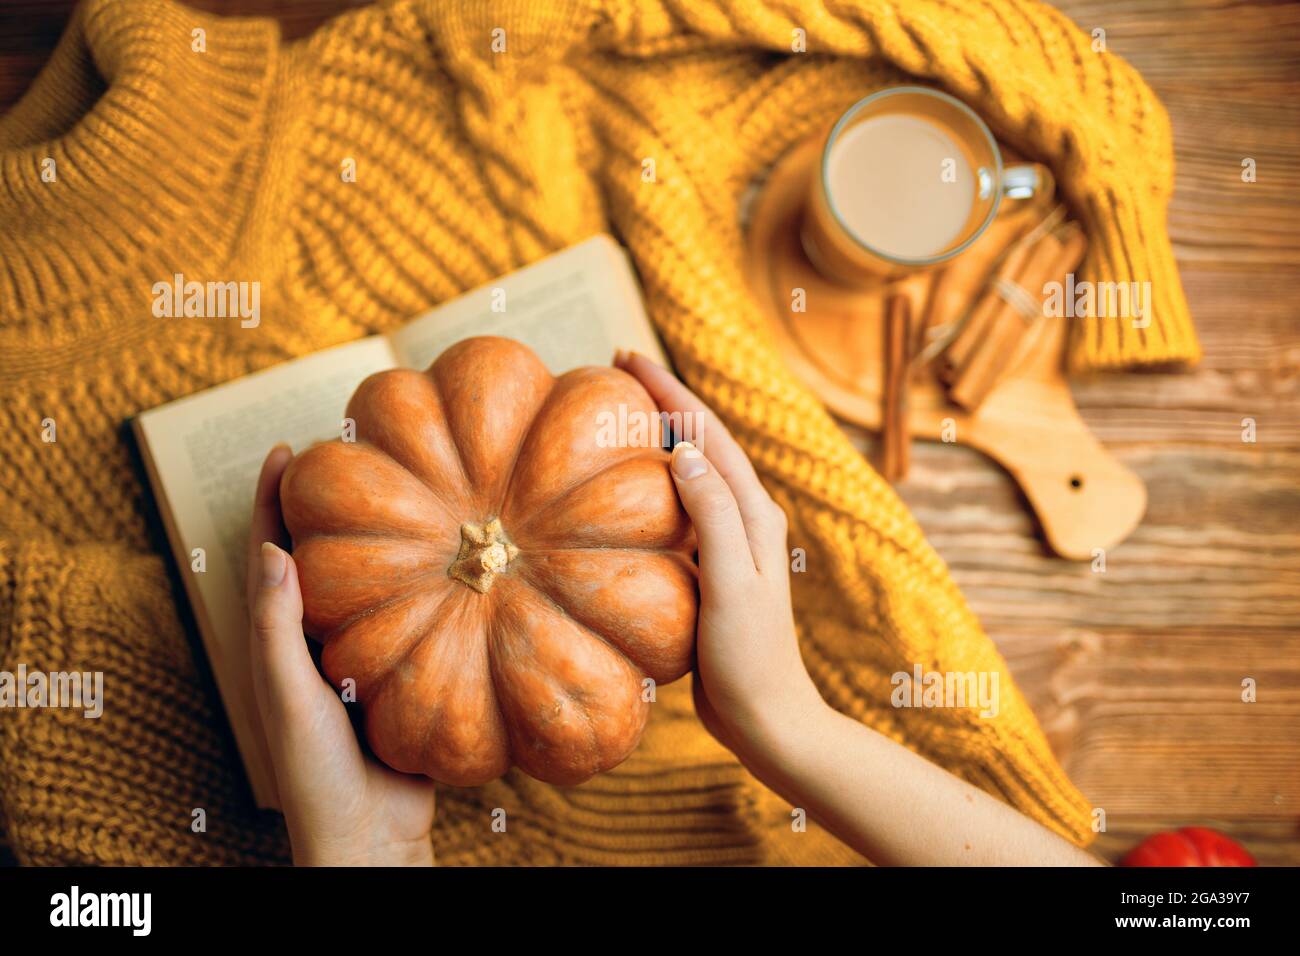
(2, 0, 1296, 865)
(875, 0, 1300, 864)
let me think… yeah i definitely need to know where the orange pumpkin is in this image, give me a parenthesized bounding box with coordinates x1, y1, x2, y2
(280, 336, 697, 786)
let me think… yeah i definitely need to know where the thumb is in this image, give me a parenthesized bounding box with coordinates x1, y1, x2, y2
(250, 542, 333, 732)
(670, 442, 756, 588)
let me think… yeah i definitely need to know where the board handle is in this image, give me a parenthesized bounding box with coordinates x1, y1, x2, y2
(974, 398, 1147, 560)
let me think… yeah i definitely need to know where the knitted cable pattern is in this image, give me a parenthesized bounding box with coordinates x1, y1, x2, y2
(0, 0, 1193, 865)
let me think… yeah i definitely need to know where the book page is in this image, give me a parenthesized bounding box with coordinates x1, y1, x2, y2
(390, 234, 668, 373)
(133, 335, 398, 808)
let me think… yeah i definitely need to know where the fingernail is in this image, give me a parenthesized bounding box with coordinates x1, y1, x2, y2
(671, 441, 707, 480)
(260, 541, 287, 587)
(612, 349, 629, 367)
(628, 350, 657, 368)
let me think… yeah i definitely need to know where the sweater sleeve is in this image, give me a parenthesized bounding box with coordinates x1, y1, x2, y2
(0, 538, 288, 865)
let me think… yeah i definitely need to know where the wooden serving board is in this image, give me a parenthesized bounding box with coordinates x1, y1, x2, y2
(744, 137, 1146, 561)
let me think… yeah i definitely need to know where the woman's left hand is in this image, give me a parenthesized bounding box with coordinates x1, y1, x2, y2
(246, 444, 436, 866)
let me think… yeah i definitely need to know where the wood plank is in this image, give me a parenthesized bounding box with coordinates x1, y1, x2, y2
(873, 438, 1300, 631)
(996, 625, 1300, 864)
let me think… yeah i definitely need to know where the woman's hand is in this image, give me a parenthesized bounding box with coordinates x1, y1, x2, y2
(614, 352, 826, 760)
(617, 352, 1100, 866)
(246, 445, 436, 866)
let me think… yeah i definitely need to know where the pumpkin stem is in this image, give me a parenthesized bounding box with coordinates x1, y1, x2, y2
(448, 518, 519, 593)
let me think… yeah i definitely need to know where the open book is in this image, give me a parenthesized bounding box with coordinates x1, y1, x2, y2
(133, 235, 668, 809)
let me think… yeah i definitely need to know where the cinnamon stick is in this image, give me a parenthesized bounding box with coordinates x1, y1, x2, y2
(946, 232, 1066, 416)
(949, 224, 1087, 410)
(937, 236, 1037, 385)
(880, 292, 911, 482)
(949, 231, 1064, 409)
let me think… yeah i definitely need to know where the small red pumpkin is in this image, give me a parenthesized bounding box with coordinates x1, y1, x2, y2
(1120, 827, 1256, 867)
(280, 336, 697, 787)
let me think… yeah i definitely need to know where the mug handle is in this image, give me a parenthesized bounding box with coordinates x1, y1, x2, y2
(1001, 162, 1055, 203)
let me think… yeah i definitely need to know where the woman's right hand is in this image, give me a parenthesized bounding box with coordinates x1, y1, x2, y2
(615, 352, 828, 757)
(617, 351, 1101, 866)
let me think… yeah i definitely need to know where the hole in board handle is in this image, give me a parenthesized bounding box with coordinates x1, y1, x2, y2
(1069, 474, 1084, 491)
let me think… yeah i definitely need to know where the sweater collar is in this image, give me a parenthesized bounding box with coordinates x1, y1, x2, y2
(0, 0, 278, 319)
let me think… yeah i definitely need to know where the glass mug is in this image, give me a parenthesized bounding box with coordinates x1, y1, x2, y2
(802, 86, 1053, 284)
